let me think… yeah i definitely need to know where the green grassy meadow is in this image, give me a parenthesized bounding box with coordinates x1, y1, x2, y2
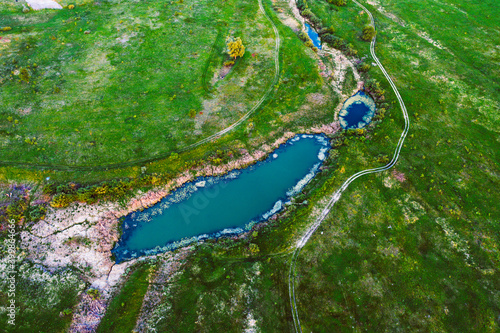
(0, 0, 499, 331)
(97, 262, 152, 333)
(0, 0, 277, 167)
(147, 0, 500, 331)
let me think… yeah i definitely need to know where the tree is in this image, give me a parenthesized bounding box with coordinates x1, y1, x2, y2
(226, 36, 245, 60)
(362, 25, 376, 41)
(327, 0, 346, 6)
(50, 193, 72, 208)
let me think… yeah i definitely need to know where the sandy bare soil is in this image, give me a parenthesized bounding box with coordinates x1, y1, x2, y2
(26, 0, 62, 10)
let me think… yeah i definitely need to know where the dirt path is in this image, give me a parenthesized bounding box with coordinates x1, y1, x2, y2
(288, 1, 411, 331)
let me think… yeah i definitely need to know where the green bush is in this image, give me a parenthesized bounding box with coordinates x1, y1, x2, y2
(302, 9, 313, 18)
(321, 33, 345, 49)
(327, 0, 346, 6)
(42, 183, 57, 195)
(296, 0, 306, 11)
(298, 31, 309, 42)
(50, 193, 73, 208)
(356, 62, 371, 73)
(361, 25, 376, 41)
(318, 26, 335, 36)
(365, 79, 385, 97)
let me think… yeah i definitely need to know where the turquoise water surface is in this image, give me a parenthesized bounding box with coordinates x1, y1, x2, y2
(112, 135, 330, 262)
(305, 23, 322, 49)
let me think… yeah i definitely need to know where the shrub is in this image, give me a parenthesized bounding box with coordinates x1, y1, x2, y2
(343, 43, 357, 56)
(361, 25, 376, 41)
(188, 109, 196, 118)
(19, 68, 30, 83)
(68, 4, 75, 9)
(322, 33, 346, 50)
(301, 9, 313, 19)
(50, 193, 72, 208)
(94, 185, 108, 197)
(309, 15, 322, 28)
(365, 79, 385, 98)
(298, 31, 309, 42)
(43, 183, 57, 195)
(249, 243, 260, 255)
(61, 309, 73, 316)
(76, 187, 93, 203)
(225, 36, 245, 60)
(296, 0, 306, 11)
(356, 62, 371, 73)
(56, 184, 71, 194)
(1, 27, 12, 32)
(24, 137, 37, 145)
(327, 0, 346, 5)
(318, 26, 335, 36)
(86, 288, 100, 300)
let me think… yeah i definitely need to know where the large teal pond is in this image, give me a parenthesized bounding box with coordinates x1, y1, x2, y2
(112, 135, 330, 262)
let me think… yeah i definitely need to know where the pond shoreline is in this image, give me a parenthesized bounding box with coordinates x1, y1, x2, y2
(18, 125, 340, 292)
(113, 134, 331, 262)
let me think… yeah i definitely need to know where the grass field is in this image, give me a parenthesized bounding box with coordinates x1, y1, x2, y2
(0, 262, 86, 332)
(0, 0, 277, 166)
(0, 0, 499, 331)
(142, 0, 500, 331)
(96, 262, 152, 333)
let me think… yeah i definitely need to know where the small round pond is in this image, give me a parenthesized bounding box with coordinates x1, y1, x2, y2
(338, 91, 376, 130)
(112, 134, 330, 262)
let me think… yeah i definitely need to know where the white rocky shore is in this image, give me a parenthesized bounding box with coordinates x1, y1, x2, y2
(17, 127, 340, 330)
(26, 0, 63, 10)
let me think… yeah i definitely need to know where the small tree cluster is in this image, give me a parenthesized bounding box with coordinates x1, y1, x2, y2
(0, 185, 48, 227)
(321, 33, 357, 56)
(225, 36, 245, 60)
(361, 25, 376, 41)
(327, 0, 346, 6)
(301, 9, 322, 28)
(356, 61, 371, 73)
(365, 79, 385, 97)
(46, 174, 172, 208)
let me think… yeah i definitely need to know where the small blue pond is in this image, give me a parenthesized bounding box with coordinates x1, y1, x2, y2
(338, 91, 376, 130)
(305, 23, 322, 49)
(112, 135, 330, 262)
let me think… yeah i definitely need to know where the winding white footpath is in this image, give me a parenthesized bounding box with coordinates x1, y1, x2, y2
(288, 1, 410, 331)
